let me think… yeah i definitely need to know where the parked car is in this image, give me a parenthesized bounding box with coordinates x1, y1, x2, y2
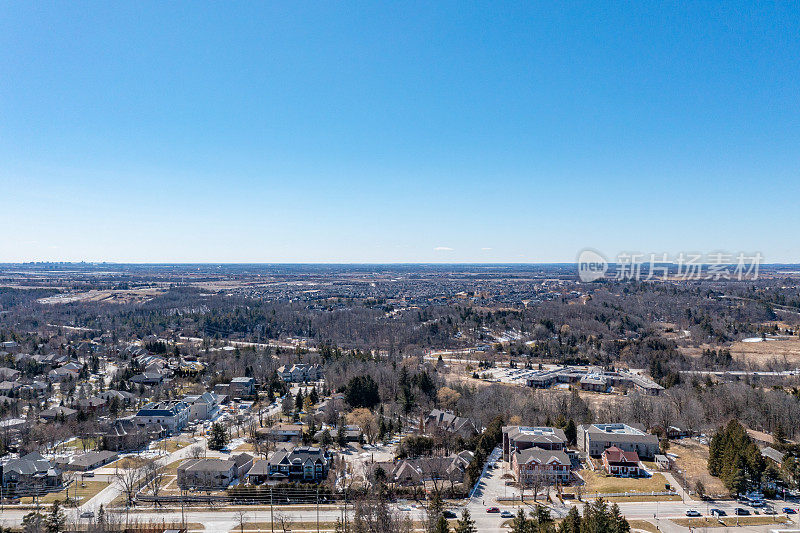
(735, 508, 750, 515)
(80, 512, 94, 519)
(783, 507, 797, 514)
(486, 507, 500, 513)
(750, 500, 765, 507)
(710, 508, 726, 516)
(685, 509, 701, 517)
(501, 510, 514, 518)
(443, 510, 457, 519)
(763, 508, 776, 515)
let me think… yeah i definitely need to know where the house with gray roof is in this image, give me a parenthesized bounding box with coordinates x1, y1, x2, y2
(177, 458, 236, 489)
(512, 446, 572, 484)
(267, 446, 331, 482)
(182, 392, 221, 421)
(40, 405, 78, 422)
(1, 452, 63, 495)
(63, 450, 119, 471)
(424, 409, 481, 440)
(134, 400, 188, 434)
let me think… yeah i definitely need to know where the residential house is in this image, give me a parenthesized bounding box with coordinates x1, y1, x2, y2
(134, 401, 189, 434)
(48, 363, 82, 383)
(102, 418, 161, 451)
(76, 397, 107, 413)
(389, 451, 474, 487)
(1, 452, 63, 495)
(130, 371, 166, 386)
(424, 409, 481, 440)
(183, 392, 221, 421)
(63, 450, 119, 471)
(177, 458, 236, 490)
(0, 368, 21, 382)
(246, 459, 271, 484)
(267, 446, 331, 482)
(229, 377, 256, 398)
(232, 453, 254, 480)
(97, 390, 135, 405)
(40, 406, 78, 422)
(601, 446, 641, 477)
(761, 447, 785, 467)
(0, 381, 22, 396)
(257, 423, 304, 442)
(314, 425, 362, 443)
(277, 364, 323, 383)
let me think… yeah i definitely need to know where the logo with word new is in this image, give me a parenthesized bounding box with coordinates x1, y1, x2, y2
(577, 249, 608, 282)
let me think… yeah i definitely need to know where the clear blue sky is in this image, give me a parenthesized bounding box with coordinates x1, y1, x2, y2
(1, 2, 798, 263)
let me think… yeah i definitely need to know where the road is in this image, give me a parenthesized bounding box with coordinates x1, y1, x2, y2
(1, 496, 797, 533)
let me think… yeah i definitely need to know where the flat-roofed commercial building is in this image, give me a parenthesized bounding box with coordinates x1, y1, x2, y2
(577, 423, 659, 459)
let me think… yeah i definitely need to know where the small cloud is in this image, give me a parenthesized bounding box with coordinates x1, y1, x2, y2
(434, 246, 454, 251)
(481, 247, 492, 251)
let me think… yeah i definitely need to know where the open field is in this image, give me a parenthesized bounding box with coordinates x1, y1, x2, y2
(37, 288, 165, 305)
(729, 336, 800, 366)
(668, 439, 728, 497)
(578, 470, 670, 495)
(682, 336, 800, 366)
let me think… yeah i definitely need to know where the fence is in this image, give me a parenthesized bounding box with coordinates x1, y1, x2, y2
(136, 486, 339, 505)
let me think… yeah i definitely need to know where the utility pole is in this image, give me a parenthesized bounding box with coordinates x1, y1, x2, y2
(316, 487, 320, 533)
(270, 487, 274, 533)
(180, 489, 186, 530)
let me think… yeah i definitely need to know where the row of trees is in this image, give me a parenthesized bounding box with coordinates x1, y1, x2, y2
(708, 420, 766, 495)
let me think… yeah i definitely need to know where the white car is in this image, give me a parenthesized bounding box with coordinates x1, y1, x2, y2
(685, 509, 701, 517)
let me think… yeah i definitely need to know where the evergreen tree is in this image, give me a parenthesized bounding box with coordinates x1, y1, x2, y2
(431, 516, 450, 533)
(345, 375, 380, 409)
(208, 422, 228, 450)
(707, 419, 765, 495)
(564, 419, 577, 446)
(510, 509, 531, 533)
(45, 501, 65, 533)
(454, 509, 477, 533)
(558, 507, 581, 533)
(22, 511, 44, 533)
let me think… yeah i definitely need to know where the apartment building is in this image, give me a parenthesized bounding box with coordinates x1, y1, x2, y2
(577, 423, 659, 459)
(502, 426, 567, 460)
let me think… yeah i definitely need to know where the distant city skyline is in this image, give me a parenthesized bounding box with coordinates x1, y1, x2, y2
(2, 3, 799, 263)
